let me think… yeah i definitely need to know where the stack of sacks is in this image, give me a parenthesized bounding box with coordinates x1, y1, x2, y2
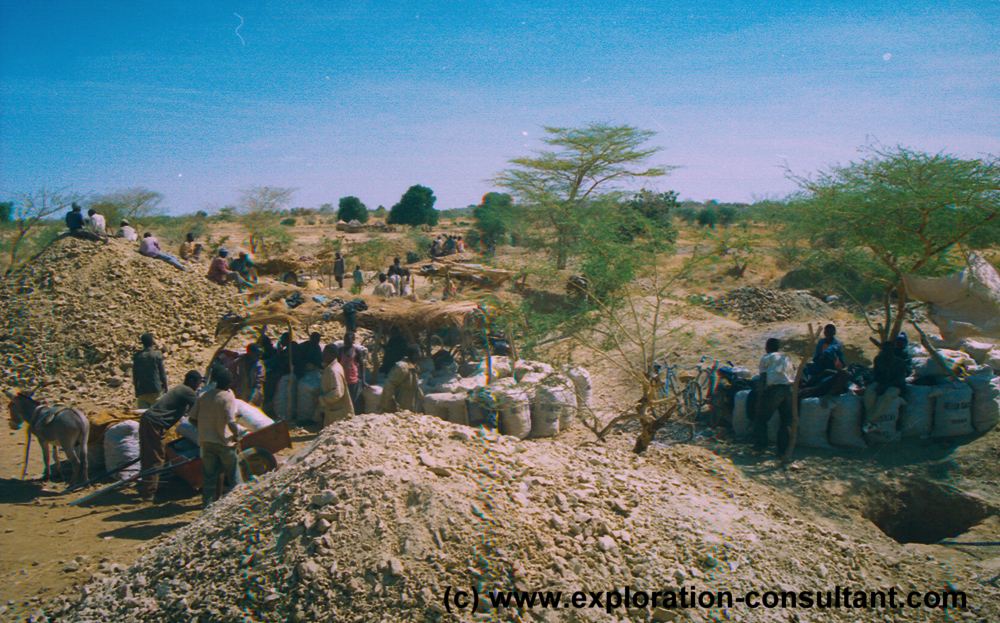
(494, 388, 533, 439)
(362, 385, 383, 414)
(958, 339, 997, 364)
(564, 366, 593, 414)
(914, 349, 977, 380)
(295, 370, 323, 423)
(531, 381, 577, 437)
(931, 381, 974, 437)
(104, 420, 140, 479)
(796, 398, 834, 449)
(829, 394, 866, 448)
(514, 360, 554, 382)
(863, 387, 906, 444)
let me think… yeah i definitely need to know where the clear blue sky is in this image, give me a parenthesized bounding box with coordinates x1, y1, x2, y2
(1, 1, 997, 213)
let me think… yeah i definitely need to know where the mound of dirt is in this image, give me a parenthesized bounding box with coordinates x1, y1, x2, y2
(716, 287, 832, 324)
(0, 237, 243, 407)
(45, 413, 990, 622)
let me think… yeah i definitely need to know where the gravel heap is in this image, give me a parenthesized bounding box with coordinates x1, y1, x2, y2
(716, 287, 831, 324)
(0, 237, 243, 408)
(45, 413, 992, 622)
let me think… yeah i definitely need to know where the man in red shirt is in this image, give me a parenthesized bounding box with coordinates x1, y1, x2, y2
(338, 332, 367, 413)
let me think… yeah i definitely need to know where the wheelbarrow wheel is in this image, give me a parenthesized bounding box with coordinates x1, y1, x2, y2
(239, 446, 278, 481)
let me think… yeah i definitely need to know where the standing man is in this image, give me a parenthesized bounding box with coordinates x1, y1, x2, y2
(387, 257, 404, 280)
(137, 370, 203, 501)
(339, 332, 367, 413)
(755, 338, 796, 459)
(333, 251, 346, 289)
(233, 344, 265, 406)
(133, 332, 168, 408)
(318, 344, 354, 425)
(380, 346, 423, 413)
(188, 367, 242, 509)
(351, 264, 365, 294)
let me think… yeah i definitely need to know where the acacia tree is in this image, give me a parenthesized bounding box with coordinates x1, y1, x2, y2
(240, 186, 296, 256)
(4, 188, 81, 274)
(789, 146, 1000, 342)
(495, 124, 671, 269)
(90, 187, 164, 227)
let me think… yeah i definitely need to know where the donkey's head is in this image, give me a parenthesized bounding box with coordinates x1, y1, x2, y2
(5, 389, 39, 430)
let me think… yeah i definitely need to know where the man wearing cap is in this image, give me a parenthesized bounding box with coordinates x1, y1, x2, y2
(137, 370, 203, 501)
(133, 332, 169, 408)
(233, 344, 265, 406)
(207, 248, 252, 290)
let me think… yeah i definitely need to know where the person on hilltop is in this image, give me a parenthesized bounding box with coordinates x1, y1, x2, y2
(233, 344, 265, 406)
(379, 345, 423, 413)
(64, 203, 101, 241)
(444, 235, 457, 255)
(338, 332, 367, 413)
(137, 370, 203, 501)
(456, 235, 465, 253)
(229, 251, 258, 286)
(373, 272, 396, 298)
(754, 338, 796, 460)
(133, 332, 169, 408)
(333, 251, 346, 289)
(207, 249, 252, 290)
(188, 366, 242, 509)
(318, 343, 354, 425)
(139, 232, 187, 271)
(179, 232, 203, 261)
(351, 264, 365, 295)
(85, 208, 109, 242)
(117, 220, 138, 241)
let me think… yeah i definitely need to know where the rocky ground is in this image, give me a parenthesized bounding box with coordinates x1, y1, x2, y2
(42, 413, 999, 622)
(0, 237, 242, 408)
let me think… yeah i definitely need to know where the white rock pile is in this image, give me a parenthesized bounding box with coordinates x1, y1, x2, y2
(44, 413, 994, 622)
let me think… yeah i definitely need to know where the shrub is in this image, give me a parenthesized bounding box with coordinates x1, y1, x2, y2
(280, 217, 296, 226)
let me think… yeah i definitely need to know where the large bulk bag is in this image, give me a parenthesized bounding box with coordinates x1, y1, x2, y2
(932, 382, 974, 437)
(423, 393, 469, 425)
(531, 385, 567, 437)
(362, 385, 382, 414)
(295, 371, 323, 423)
(915, 349, 976, 379)
(514, 360, 553, 382)
(959, 339, 996, 364)
(496, 388, 532, 439)
(863, 386, 904, 444)
(104, 420, 140, 480)
(235, 399, 273, 431)
(900, 384, 938, 438)
(732, 390, 777, 442)
(797, 398, 833, 449)
(967, 373, 1000, 433)
(536, 382, 577, 432)
(488, 356, 513, 380)
(732, 390, 753, 440)
(565, 366, 593, 409)
(177, 416, 199, 445)
(987, 349, 1000, 372)
(273, 375, 293, 421)
(829, 394, 866, 448)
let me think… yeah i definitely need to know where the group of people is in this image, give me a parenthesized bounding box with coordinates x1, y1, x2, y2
(130, 323, 425, 508)
(207, 248, 257, 290)
(371, 257, 413, 298)
(747, 323, 913, 461)
(430, 234, 464, 258)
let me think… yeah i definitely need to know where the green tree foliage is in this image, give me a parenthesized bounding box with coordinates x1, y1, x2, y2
(0, 202, 12, 223)
(337, 196, 369, 223)
(789, 146, 1000, 340)
(619, 189, 679, 242)
(675, 205, 698, 224)
(89, 187, 164, 228)
(239, 186, 296, 256)
(716, 205, 738, 227)
(373, 205, 387, 218)
(696, 208, 717, 228)
(388, 185, 438, 226)
(496, 124, 671, 269)
(3, 188, 80, 274)
(473, 192, 515, 252)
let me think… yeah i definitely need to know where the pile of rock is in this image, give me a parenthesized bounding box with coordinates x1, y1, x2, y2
(715, 287, 830, 324)
(0, 237, 240, 408)
(45, 413, 993, 622)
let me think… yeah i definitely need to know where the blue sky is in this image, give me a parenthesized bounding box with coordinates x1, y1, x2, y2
(1, 1, 997, 213)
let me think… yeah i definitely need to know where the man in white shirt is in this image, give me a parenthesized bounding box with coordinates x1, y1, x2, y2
(85, 208, 107, 241)
(755, 338, 796, 458)
(117, 220, 138, 241)
(188, 366, 242, 508)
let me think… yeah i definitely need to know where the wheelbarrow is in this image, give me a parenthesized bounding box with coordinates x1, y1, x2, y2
(166, 420, 291, 490)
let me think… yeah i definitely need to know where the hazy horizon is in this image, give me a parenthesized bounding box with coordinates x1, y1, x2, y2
(1, 1, 997, 214)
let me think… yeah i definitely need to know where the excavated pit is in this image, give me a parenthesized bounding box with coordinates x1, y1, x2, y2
(863, 481, 993, 545)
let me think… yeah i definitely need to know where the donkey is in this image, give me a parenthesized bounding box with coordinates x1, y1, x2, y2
(6, 389, 89, 486)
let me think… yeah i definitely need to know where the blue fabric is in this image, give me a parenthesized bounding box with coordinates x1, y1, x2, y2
(65, 210, 84, 231)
